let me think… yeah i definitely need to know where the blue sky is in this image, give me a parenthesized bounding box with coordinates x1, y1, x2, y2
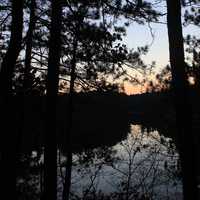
(124, 22, 169, 71)
(121, 2, 199, 75)
(119, 5, 199, 94)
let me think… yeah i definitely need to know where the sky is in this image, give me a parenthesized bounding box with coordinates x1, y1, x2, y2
(118, 1, 169, 94)
(121, 3, 199, 95)
(122, 19, 169, 94)
(124, 22, 169, 70)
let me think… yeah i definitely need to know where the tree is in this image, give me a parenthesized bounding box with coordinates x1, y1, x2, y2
(59, 1, 158, 199)
(0, 1, 170, 199)
(184, 0, 200, 27)
(43, 0, 62, 200)
(184, 0, 200, 89)
(0, 0, 24, 94)
(0, 0, 24, 199)
(185, 35, 200, 88)
(166, 0, 198, 199)
(23, 0, 37, 94)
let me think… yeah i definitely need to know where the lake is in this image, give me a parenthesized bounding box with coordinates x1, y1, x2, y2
(17, 123, 182, 200)
(15, 94, 183, 199)
(57, 124, 182, 200)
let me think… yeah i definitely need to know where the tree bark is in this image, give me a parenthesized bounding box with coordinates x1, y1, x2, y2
(15, 0, 37, 176)
(17, 0, 37, 148)
(0, 0, 24, 94)
(43, 1, 62, 200)
(166, 0, 198, 199)
(24, 0, 37, 94)
(62, 40, 77, 200)
(0, 0, 24, 199)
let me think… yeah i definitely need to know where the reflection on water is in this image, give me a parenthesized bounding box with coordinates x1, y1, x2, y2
(62, 125, 182, 200)
(16, 124, 182, 200)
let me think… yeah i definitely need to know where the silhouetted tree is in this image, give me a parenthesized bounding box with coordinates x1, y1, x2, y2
(185, 35, 200, 88)
(23, 0, 37, 94)
(15, 0, 38, 182)
(59, 1, 159, 198)
(184, 0, 200, 89)
(166, 0, 198, 199)
(0, 0, 24, 199)
(0, 0, 23, 94)
(184, 0, 200, 27)
(0, 1, 185, 199)
(44, 0, 62, 200)
(145, 65, 172, 93)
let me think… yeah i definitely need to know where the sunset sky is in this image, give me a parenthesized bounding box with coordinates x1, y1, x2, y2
(122, 20, 169, 94)
(122, 5, 199, 95)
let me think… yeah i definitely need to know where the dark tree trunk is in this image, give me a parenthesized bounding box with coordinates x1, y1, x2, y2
(62, 40, 77, 200)
(24, 0, 37, 93)
(0, 0, 24, 199)
(0, 0, 24, 94)
(43, 1, 62, 200)
(17, 0, 37, 151)
(166, 0, 198, 199)
(16, 0, 37, 176)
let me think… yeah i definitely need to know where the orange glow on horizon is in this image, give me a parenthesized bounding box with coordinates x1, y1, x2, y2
(124, 82, 146, 95)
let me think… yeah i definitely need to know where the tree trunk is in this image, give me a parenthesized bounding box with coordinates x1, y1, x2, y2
(0, 0, 24, 94)
(17, 0, 37, 153)
(0, 0, 24, 199)
(15, 0, 37, 179)
(43, 1, 62, 200)
(166, 0, 198, 199)
(62, 40, 77, 200)
(24, 0, 37, 94)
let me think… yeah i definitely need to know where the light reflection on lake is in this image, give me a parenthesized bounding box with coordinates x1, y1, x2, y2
(57, 124, 182, 200)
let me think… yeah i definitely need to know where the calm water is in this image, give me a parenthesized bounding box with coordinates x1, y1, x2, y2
(58, 124, 182, 200)
(17, 124, 182, 200)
